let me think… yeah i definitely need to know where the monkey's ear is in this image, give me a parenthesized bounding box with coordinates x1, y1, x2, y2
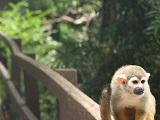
(116, 74, 126, 85)
(146, 72, 150, 80)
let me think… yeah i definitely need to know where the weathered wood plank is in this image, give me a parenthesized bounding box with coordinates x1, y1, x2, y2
(11, 38, 22, 92)
(56, 69, 78, 86)
(24, 53, 40, 119)
(56, 69, 78, 120)
(14, 53, 100, 120)
(0, 32, 101, 120)
(7, 79, 38, 120)
(11, 55, 21, 92)
(0, 62, 38, 120)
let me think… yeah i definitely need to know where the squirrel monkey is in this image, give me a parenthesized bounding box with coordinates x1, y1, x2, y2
(100, 65, 156, 120)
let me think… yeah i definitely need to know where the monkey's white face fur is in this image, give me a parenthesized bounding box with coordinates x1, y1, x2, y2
(121, 73, 150, 96)
(111, 65, 151, 97)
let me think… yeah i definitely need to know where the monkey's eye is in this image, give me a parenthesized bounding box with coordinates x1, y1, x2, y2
(141, 80, 145, 84)
(132, 80, 138, 84)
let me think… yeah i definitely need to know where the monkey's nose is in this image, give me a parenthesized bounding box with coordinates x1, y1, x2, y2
(134, 87, 144, 95)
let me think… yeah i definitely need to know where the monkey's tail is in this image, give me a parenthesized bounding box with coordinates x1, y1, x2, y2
(100, 85, 112, 120)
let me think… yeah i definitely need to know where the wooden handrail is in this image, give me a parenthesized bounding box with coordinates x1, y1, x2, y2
(0, 62, 38, 120)
(0, 32, 101, 120)
(0, 32, 20, 54)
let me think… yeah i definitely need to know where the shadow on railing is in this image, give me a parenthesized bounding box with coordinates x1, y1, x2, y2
(0, 32, 101, 120)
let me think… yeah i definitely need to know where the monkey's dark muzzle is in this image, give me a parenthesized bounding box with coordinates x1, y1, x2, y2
(134, 87, 144, 95)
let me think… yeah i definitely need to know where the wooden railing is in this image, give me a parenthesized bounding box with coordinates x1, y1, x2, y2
(0, 32, 101, 120)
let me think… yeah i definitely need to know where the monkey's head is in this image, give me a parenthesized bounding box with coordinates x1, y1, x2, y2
(112, 65, 150, 96)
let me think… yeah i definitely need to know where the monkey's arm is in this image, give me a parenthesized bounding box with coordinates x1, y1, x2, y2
(135, 95, 155, 120)
(135, 109, 155, 120)
(100, 85, 112, 120)
(135, 110, 147, 120)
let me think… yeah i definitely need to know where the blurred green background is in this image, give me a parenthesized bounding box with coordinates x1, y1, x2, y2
(0, 0, 160, 119)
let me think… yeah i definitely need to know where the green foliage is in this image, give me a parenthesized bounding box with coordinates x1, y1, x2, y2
(39, 85, 57, 120)
(145, 1, 160, 118)
(9, 0, 54, 10)
(26, 0, 54, 10)
(147, 1, 160, 45)
(49, 0, 102, 88)
(0, 2, 60, 65)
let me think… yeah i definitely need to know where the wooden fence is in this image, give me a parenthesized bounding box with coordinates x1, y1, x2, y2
(0, 32, 101, 120)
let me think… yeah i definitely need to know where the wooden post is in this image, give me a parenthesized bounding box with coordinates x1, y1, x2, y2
(11, 38, 21, 92)
(56, 69, 78, 120)
(24, 53, 40, 119)
(10, 38, 22, 119)
(56, 69, 78, 86)
(0, 0, 8, 10)
(0, 53, 7, 67)
(13, 38, 22, 50)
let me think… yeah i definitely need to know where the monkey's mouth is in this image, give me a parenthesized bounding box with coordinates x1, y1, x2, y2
(133, 87, 144, 95)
